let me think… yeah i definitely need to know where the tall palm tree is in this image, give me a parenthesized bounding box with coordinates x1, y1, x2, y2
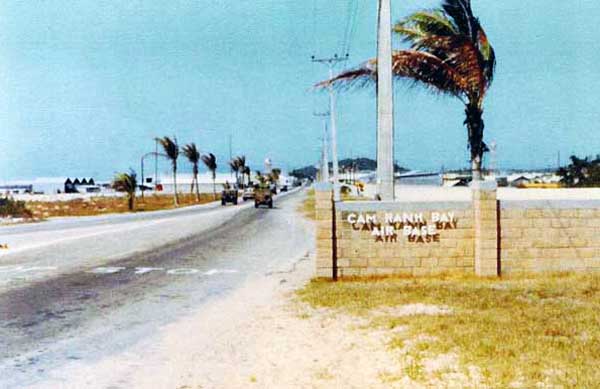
(321, 0, 495, 180)
(242, 166, 251, 187)
(112, 170, 137, 211)
(182, 143, 201, 202)
(236, 156, 247, 188)
(156, 136, 180, 206)
(201, 152, 218, 199)
(229, 158, 241, 188)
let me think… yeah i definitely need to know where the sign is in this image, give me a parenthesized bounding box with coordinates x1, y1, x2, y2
(346, 212, 458, 243)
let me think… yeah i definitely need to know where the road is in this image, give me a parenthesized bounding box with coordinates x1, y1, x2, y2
(0, 188, 313, 388)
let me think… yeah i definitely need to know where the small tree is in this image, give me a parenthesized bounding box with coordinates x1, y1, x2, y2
(112, 170, 138, 211)
(271, 168, 281, 182)
(201, 153, 218, 199)
(156, 136, 180, 206)
(558, 155, 600, 187)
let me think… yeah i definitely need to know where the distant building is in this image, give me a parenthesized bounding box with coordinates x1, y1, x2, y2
(64, 178, 100, 193)
(510, 176, 531, 188)
(0, 185, 33, 195)
(64, 178, 76, 193)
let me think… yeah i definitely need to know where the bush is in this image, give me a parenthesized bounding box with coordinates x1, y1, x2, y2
(0, 197, 33, 218)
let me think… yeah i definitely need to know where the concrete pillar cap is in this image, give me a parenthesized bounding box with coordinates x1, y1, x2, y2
(470, 180, 498, 191)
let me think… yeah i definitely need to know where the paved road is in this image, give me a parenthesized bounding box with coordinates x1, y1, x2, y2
(0, 189, 313, 388)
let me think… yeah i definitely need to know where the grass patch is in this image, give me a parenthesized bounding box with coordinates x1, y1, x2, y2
(297, 273, 600, 387)
(27, 193, 220, 218)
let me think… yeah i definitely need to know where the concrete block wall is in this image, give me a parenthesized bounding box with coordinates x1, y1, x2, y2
(499, 201, 600, 274)
(314, 184, 335, 278)
(314, 183, 600, 279)
(334, 203, 474, 277)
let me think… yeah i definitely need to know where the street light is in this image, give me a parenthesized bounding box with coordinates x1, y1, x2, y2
(141, 151, 167, 198)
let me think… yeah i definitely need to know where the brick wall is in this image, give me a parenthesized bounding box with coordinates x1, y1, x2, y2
(314, 183, 600, 279)
(334, 203, 474, 277)
(499, 201, 600, 274)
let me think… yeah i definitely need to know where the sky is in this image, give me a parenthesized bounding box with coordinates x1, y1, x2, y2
(1, 0, 599, 180)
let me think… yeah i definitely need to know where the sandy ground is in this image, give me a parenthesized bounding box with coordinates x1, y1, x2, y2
(28, 253, 398, 389)
(28, 252, 478, 389)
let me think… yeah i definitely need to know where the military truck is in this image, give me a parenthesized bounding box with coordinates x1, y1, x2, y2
(254, 186, 273, 209)
(221, 182, 238, 206)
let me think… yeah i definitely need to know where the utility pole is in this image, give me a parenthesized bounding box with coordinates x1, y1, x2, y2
(154, 138, 158, 188)
(314, 111, 330, 183)
(312, 54, 348, 201)
(228, 133, 233, 180)
(489, 140, 497, 178)
(376, 0, 395, 201)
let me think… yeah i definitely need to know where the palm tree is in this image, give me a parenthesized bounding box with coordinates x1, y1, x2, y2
(112, 170, 137, 211)
(255, 170, 266, 186)
(156, 136, 180, 206)
(229, 158, 241, 188)
(236, 156, 247, 188)
(242, 166, 251, 188)
(201, 152, 218, 199)
(271, 168, 281, 183)
(321, 0, 495, 180)
(182, 143, 201, 201)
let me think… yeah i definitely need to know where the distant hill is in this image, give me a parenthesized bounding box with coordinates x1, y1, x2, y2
(290, 158, 408, 180)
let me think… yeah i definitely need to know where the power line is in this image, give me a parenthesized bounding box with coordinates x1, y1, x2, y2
(340, 0, 359, 61)
(311, 54, 348, 201)
(344, 0, 361, 64)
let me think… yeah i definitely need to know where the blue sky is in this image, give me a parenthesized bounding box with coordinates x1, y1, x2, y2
(1, 0, 599, 180)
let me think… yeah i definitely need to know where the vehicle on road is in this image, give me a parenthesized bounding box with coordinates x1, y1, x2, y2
(254, 186, 273, 209)
(221, 183, 238, 206)
(242, 187, 255, 201)
(280, 185, 288, 192)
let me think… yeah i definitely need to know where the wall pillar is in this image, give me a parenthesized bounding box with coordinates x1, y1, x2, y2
(314, 183, 335, 278)
(471, 180, 499, 276)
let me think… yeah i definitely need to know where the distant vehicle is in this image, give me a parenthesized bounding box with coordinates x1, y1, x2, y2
(280, 185, 288, 192)
(242, 187, 255, 201)
(269, 183, 277, 195)
(254, 187, 273, 209)
(221, 188, 238, 206)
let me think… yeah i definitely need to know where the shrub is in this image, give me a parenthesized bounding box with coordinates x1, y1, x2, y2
(0, 197, 33, 218)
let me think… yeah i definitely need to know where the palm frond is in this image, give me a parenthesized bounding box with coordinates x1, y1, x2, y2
(236, 155, 246, 168)
(229, 158, 240, 172)
(201, 153, 217, 171)
(112, 171, 137, 194)
(394, 10, 456, 41)
(317, 51, 468, 99)
(442, 0, 477, 39)
(156, 136, 179, 161)
(182, 143, 200, 164)
(477, 28, 496, 88)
